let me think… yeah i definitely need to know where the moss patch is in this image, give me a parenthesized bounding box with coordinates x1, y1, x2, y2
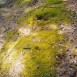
(0, 28, 67, 77)
(17, 0, 73, 27)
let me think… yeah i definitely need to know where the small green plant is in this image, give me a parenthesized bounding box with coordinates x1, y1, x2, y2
(52, 67, 57, 77)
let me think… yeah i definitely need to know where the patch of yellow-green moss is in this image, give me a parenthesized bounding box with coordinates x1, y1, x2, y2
(17, 0, 73, 27)
(0, 28, 67, 77)
(5, 29, 18, 41)
(13, 0, 34, 6)
(71, 49, 77, 56)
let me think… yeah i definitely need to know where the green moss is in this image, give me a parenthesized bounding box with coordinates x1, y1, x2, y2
(12, 29, 66, 77)
(51, 67, 57, 77)
(13, 0, 34, 6)
(6, 14, 12, 19)
(47, 0, 62, 5)
(0, 28, 67, 77)
(71, 48, 77, 56)
(5, 30, 18, 41)
(0, 41, 12, 55)
(0, 8, 4, 13)
(17, 1, 73, 26)
(0, 40, 20, 71)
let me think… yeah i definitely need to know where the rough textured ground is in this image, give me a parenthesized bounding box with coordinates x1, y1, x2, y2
(57, 0, 77, 77)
